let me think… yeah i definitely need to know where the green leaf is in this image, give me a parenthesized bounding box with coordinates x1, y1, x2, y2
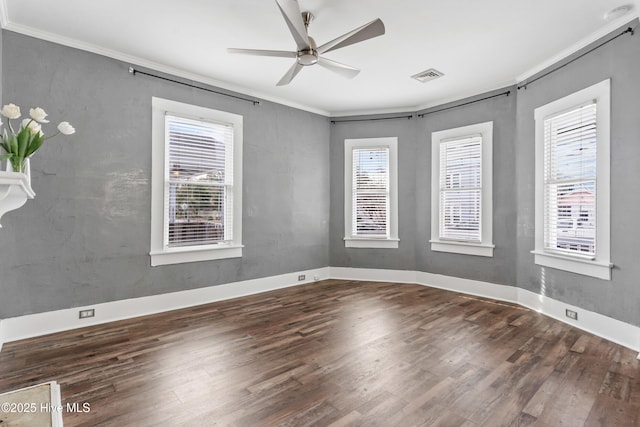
(17, 128, 30, 158)
(26, 133, 44, 156)
(10, 134, 18, 155)
(1, 153, 13, 160)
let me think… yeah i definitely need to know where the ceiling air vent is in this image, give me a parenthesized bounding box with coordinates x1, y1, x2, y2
(411, 68, 444, 83)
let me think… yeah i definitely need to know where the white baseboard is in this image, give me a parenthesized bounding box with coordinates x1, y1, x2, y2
(516, 288, 640, 355)
(415, 271, 519, 303)
(329, 267, 640, 354)
(2, 266, 638, 357)
(329, 266, 418, 284)
(0, 267, 330, 345)
(329, 267, 519, 302)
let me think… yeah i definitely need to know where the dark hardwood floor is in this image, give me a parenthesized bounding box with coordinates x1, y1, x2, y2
(0, 279, 638, 426)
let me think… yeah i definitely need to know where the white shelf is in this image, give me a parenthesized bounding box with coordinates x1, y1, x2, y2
(0, 160, 35, 228)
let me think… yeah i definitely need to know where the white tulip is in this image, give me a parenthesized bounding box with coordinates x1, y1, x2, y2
(29, 107, 50, 123)
(22, 118, 42, 135)
(1, 103, 21, 119)
(57, 121, 75, 135)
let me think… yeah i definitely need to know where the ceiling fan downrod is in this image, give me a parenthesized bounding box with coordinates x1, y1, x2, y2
(297, 12, 318, 66)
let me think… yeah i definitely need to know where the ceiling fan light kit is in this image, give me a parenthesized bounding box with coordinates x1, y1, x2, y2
(228, 0, 385, 86)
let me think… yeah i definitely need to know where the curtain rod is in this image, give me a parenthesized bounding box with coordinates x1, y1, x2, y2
(332, 89, 511, 123)
(417, 90, 511, 118)
(128, 67, 261, 106)
(331, 114, 413, 124)
(517, 26, 635, 90)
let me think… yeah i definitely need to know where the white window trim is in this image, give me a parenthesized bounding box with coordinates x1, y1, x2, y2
(344, 137, 399, 249)
(430, 122, 494, 257)
(150, 97, 243, 266)
(532, 79, 612, 280)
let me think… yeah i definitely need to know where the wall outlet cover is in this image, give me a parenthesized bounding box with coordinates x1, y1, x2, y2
(79, 309, 95, 319)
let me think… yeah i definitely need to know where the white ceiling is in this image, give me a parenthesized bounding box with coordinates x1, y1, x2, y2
(2, 0, 638, 116)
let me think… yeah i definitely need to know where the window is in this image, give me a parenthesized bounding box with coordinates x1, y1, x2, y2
(440, 135, 482, 242)
(544, 104, 597, 256)
(431, 122, 493, 256)
(533, 79, 611, 280)
(344, 137, 398, 248)
(150, 98, 243, 266)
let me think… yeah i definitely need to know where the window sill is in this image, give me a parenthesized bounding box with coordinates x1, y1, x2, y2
(344, 237, 399, 249)
(430, 240, 494, 257)
(531, 250, 612, 280)
(150, 245, 243, 266)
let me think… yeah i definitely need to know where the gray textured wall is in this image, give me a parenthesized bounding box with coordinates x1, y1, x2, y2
(416, 90, 518, 286)
(515, 22, 640, 326)
(329, 117, 417, 270)
(0, 31, 330, 318)
(328, 90, 517, 287)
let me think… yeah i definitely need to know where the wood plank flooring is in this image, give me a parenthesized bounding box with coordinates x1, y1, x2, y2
(1, 279, 639, 426)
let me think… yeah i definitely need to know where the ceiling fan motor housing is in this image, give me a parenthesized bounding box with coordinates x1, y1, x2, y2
(297, 35, 318, 66)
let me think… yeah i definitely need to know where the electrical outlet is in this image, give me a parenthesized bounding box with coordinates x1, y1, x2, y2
(298, 274, 306, 281)
(313, 275, 319, 281)
(565, 309, 578, 320)
(79, 309, 95, 319)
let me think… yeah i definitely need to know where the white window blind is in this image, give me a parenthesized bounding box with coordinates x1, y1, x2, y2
(439, 136, 482, 242)
(165, 114, 234, 248)
(352, 147, 390, 237)
(543, 102, 597, 256)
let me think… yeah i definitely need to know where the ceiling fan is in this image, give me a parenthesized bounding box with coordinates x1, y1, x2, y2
(228, 0, 385, 86)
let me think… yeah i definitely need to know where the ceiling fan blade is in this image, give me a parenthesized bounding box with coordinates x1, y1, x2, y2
(317, 18, 385, 55)
(227, 48, 296, 58)
(276, 62, 304, 86)
(274, 0, 310, 51)
(317, 57, 360, 79)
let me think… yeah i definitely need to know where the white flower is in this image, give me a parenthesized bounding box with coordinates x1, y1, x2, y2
(21, 118, 42, 135)
(57, 121, 75, 135)
(1, 103, 21, 119)
(29, 107, 50, 123)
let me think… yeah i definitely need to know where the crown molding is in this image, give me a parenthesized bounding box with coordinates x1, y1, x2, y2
(329, 80, 516, 119)
(0, 19, 330, 116)
(413, 80, 517, 114)
(0, 0, 8, 28)
(516, 14, 639, 83)
(329, 105, 417, 118)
